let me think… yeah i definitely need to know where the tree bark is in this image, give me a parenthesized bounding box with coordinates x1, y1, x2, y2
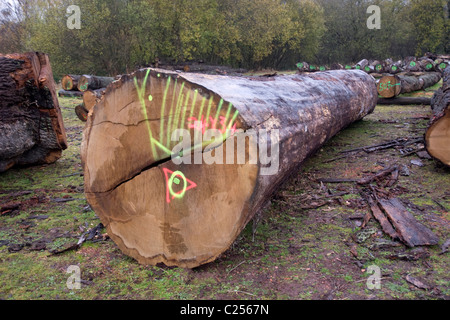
(77, 75, 115, 92)
(0, 52, 67, 172)
(82, 88, 106, 111)
(75, 104, 88, 122)
(426, 66, 450, 167)
(377, 72, 442, 98)
(81, 68, 378, 268)
(61, 74, 81, 91)
(377, 97, 431, 105)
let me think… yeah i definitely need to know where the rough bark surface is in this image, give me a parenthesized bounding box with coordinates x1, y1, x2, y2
(426, 67, 450, 167)
(81, 68, 378, 268)
(77, 75, 115, 92)
(0, 52, 67, 172)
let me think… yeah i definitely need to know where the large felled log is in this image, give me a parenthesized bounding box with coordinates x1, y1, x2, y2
(81, 68, 378, 268)
(61, 74, 81, 91)
(0, 52, 67, 172)
(377, 97, 431, 105)
(82, 88, 106, 111)
(77, 75, 115, 92)
(426, 66, 450, 167)
(377, 72, 442, 98)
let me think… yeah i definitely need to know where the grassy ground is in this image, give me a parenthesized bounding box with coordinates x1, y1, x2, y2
(0, 79, 448, 300)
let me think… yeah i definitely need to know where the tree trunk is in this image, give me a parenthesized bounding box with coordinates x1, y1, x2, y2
(0, 52, 67, 172)
(75, 104, 88, 122)
(377, 72, 442, 98)
(418, 58, 435, 72)
(296, 62, 310, 72)
(77, 75, 115, 92)
(377, 97, 431, 105)
(61, 74, 81, 91)
(386, 60, 403, 74)
(434, 59, 449, 73)
(354, 59, 368, 71)
(426, 67, 450, 167)
(58, 89, 84, 98)
(371, 60, 385, 73)
(81, 68, 378, 268)
(82, 88, 106, 111)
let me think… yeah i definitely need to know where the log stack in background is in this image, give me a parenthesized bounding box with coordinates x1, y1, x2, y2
(58, 73, 112, 122)
(297, 54, 449, 77)
(81, 68, 378, 268)
(0, 52, 67, 172)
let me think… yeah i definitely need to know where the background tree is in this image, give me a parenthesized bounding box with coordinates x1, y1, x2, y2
(0, 0, 448, 78)
(410, 0, 447, 56)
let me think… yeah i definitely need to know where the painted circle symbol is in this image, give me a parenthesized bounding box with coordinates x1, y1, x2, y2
(168, 171, 187, 199)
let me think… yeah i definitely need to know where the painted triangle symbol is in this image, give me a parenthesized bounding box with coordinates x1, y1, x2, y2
(163, 168, 197, 203)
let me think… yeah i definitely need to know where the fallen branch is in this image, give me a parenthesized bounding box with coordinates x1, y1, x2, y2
(48, 223, 104, 256)
(340, 137, 424, 154)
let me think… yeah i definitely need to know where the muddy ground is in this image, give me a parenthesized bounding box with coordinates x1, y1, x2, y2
(0, 79, 448, 301)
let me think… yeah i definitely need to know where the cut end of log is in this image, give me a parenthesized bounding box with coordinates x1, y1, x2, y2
(62, 74, 80, 91)
(426, 106, 450, 167)
(377, 75, 401, 98)
(82, 69, 256, 268)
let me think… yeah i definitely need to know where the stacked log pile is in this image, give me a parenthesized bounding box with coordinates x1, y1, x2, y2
(58, 74, 112, 122)
(0, 52, 67, 172)
(297, 54, 449, 76)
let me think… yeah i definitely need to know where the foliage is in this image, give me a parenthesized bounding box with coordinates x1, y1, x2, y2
(0, 0, 448, 76)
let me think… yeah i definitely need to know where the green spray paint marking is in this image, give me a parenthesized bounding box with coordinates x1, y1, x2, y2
(168, 81, 185, 146)
(296, 62, 303, 68)
(168, 170, 188, 199)
(365, 66, 371, 72)
(410, 61, 416, 67)
(179, 90, 191, 135)
(392, 66, 398, 71)
(134, 69, 158, 159)
(439, 63, 447, 69)
(213, 99, 224, 130)
(166, 78, 179, 146)
(159, 76, 171, 143)
(194, 96, 208, 142)
(319, 66, 326, 71)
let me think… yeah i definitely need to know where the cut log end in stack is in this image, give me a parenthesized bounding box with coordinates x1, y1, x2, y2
(376, 72, 442, 99)
(81, 68, 378, 268)
(426, 66, 450, 167)
(0, 52, 67, 172)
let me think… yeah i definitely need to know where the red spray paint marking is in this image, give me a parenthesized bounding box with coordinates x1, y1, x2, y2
(163, 168, 197, 204)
